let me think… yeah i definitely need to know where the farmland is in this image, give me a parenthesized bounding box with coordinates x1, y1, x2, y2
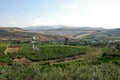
(0, 41, 98, 64)
(19, 43, 96, 61)
(0, 40, 120, 80)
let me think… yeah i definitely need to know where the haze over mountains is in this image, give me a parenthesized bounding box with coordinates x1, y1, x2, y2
(24, 25, 104, 31)
(0, 25, 120, 41)
(24, 25, 120, 40)
(24, 25, 105, 38)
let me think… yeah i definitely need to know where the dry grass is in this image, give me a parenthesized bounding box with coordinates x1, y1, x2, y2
(74, 31, 95, 38)
(13, 58, 31, 63)
(7, 48, 19, 54)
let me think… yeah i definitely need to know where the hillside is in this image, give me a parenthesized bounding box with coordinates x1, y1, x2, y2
(0, 27, 25, 32)
(101, 28, 120, 37)
(0, 27, 38, 38)
(84, 28, 120, 42)
(1, 26, 119, 41)
(0, 27, 66, 41)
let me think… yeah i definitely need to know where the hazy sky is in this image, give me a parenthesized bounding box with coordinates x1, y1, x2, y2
(0, 0, 120, 28)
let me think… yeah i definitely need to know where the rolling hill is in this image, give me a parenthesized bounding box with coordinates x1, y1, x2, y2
(0, 27, 65, 41)
(1, 26, 120, 41)
(0, 27, 38, 38)
(84, 28, 120, 41)
(101, 28, 120, 37)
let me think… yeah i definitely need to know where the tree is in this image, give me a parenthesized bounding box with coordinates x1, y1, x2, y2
(64, 37, 69, 45)
(116, 44, 120, 50)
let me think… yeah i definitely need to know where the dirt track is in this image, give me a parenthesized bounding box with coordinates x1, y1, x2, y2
(38, 50, 102, 64)
(4, 42, 10, 55)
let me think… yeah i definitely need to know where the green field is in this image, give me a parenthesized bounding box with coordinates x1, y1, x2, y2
(19, 43, 96, 61)
(0, 41, 120, 80)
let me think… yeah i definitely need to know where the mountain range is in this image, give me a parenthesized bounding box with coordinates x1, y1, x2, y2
(24, 25, 105, 38)
(0, 25, 120, 41)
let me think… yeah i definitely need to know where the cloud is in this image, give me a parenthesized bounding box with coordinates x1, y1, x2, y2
(32, 1, 120, 28)
(9, 0, 119, 28)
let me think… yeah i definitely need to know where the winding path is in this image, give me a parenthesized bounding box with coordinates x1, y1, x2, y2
(4, 42, 10, 55)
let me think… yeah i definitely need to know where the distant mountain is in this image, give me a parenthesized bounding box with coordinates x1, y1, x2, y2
(24, 25, 104, 31)
(24, 25, 65, 31)
(24, 25, 105, 38)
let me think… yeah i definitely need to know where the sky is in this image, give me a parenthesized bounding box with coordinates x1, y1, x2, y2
(0, 0, 120, 28)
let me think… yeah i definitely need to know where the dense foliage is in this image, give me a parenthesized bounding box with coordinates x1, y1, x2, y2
(0, 62, 120, 80)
